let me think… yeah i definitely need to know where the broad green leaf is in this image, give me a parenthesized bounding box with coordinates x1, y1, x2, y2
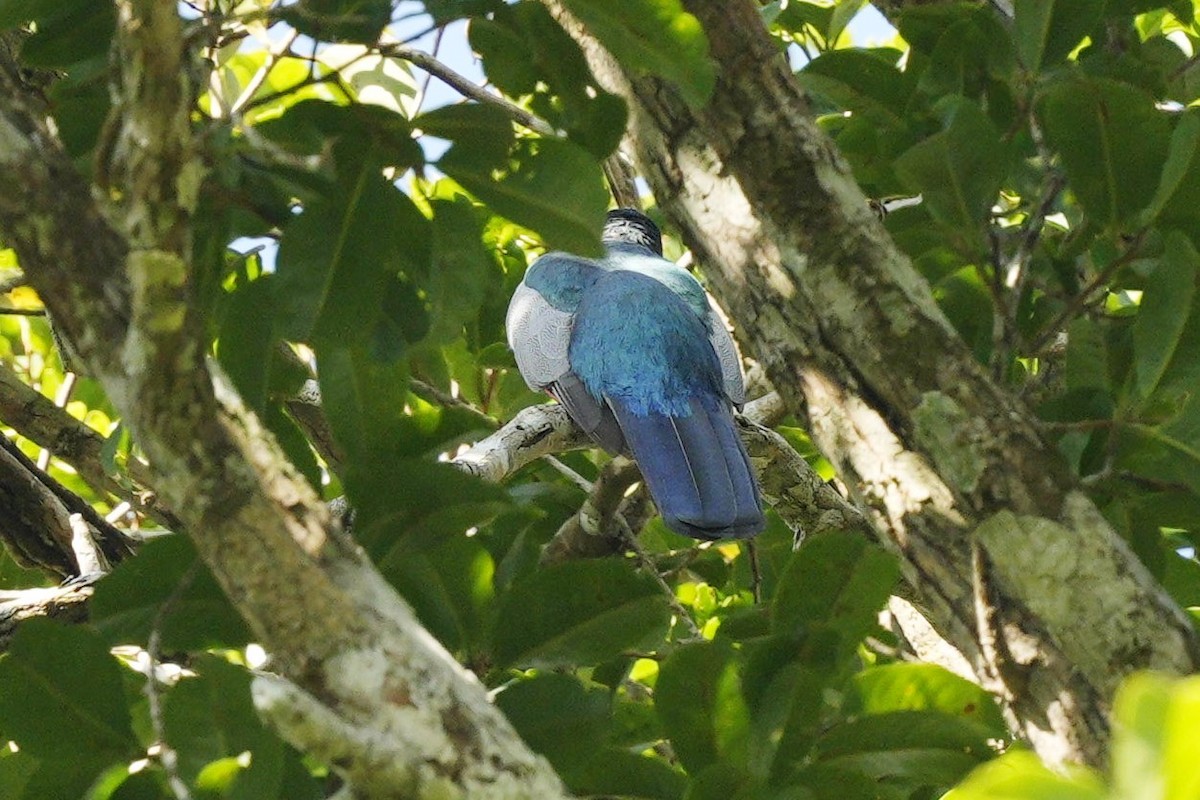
(0, 750, 36, 799)
(848, 663, 1007, 736)
(655, 641, 750, 775)
(318, 44, 420, 116)
(798, 48, 912, 128)
(276, 172, 426, 344)
(0, 619, 137, 760)
(90, 535, 251, 652)
(495, 674, 611, 771)
(382, 533, 496, 653)
(1013, 0, 1103, 72)
(217, 277, 278, 414)
(1146, 110, 1200, 231)
(773, 532, 900, 656)
(0, 0, 114, 68)
(315, 343, 409, 463)
(1065, 317, 1111, 392)
(740, 648, 829, 783)
(264, 404, 323, 492)
(828, 0, 867, 45)
(814, 711, 994, 787)
(279, 0, 390, 44)
(1134, 231, 1198, 398)
(557, 0, 715, 108)
(493, 559, 672, 668)
(349, 459, 509, 564)
(257, 100, 423, 173)
(438, 137, 607, 255)
(1109, 672, 1200, 800)
(414, 102, 515, 166)
(566, 748, 686, 800)
(1039, 76, 1171, 227)
(895, 98, 1010, 232)
(944, 751, 1105, 800)
(165, 655, 321, 800)
(425, 198, 496, 344)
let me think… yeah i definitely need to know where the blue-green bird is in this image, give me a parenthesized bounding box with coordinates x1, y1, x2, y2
(506, 209, 764, 540)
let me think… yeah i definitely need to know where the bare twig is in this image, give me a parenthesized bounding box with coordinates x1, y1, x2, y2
(144, 566, 198, 800)
(383, 43, 556, 136)
(228, 29, 301, 117)
(1029, 230, 1146, 354)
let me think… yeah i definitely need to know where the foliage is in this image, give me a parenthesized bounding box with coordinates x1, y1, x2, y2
(0, 0, 1198, 798)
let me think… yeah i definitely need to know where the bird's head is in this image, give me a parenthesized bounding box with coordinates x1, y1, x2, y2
(603, 208, 663, 256)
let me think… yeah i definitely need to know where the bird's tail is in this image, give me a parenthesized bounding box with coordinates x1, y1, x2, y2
(610, 395, 764, 540)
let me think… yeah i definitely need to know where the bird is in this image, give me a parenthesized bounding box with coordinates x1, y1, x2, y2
(506, 208, 764, 541)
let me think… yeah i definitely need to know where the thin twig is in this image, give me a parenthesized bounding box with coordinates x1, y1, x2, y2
(382, 43, 556, 136)
(228, 29, 300, 118)
(616, 516, 703, 641)
(747, 540, 762, 605)
(544, 455, 593, 493)
(1029, 230, 1146, 354)
(145, 565, 199, 800)
(0, 307, 46, 316)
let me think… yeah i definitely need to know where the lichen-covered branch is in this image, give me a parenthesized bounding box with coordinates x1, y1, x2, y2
(546, 0, 1199, 766)
(0, 578, 96, 650)
(0, 8, 571, 798)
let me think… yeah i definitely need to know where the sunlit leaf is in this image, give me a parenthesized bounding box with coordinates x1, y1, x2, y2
(493, 559, 672, 668)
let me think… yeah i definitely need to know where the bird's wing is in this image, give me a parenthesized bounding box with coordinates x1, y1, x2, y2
(707, 298, 746, 407)
(505, 280, 573, 390)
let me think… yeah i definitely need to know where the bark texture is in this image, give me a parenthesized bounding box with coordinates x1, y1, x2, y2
(547, 0, 1199, 766)
(0, 7, 568, 798)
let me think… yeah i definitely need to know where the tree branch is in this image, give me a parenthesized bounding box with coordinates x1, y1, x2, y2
(0, 7, 571, 797)
(546, 0, 1198, 767)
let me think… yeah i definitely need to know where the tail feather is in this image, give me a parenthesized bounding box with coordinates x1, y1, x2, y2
(610, 396, 764, 540)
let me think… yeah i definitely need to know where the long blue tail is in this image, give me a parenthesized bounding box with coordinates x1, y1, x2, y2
(610, 395, 764, 540)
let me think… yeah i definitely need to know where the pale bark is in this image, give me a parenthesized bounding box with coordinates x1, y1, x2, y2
(0, 6, 568, 798)
(547, 0, 1199, 767)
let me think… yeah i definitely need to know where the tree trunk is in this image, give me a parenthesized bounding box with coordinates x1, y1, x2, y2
(548, 0, 1200, 767)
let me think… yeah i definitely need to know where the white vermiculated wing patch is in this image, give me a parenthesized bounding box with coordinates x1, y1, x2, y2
(707, 298, 746, 407)
(506, 281, 574, 390)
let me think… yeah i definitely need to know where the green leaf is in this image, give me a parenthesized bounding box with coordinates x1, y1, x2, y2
(0, 619, 137, 760)
(217, 277, 278, 414)
(276, 171, 427, 344)
(493, 559, 672, 668)
(414, 102, 515, 166)
(438, 137, 607, 255)
(848, 663, 1007, 737)
(1112, 673, 1200, 800)
(279, 0, 390, 44)
(814, 711, 994, 787)
(382, 533, 496, 653)
(655, 641, 750, 774)
(1134, 231, 1198, 398)
(945, 750, 1106, 800)
(315, 343, 409, 463)
(1145, 110, 1200, 230)
(895, 98, 1010, 232)
(773, 532, 900, 656)
(424, 198, 496, 344)
(1039, 76, 1171, 227)
(1, 0, 115, 68)
(495, 674, 611, 771)
(90, 535, 251, 651)
(165, 655, 321, 800)
(797, 49, 912, 128)
(566, 747, 686, 800)
(556, 0, 714, 108)
(1065, 317, 1111, 392)
(1013, 0, 1104, 72)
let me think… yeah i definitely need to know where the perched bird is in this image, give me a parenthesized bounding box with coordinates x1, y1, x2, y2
(506, 208, 764, 540)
